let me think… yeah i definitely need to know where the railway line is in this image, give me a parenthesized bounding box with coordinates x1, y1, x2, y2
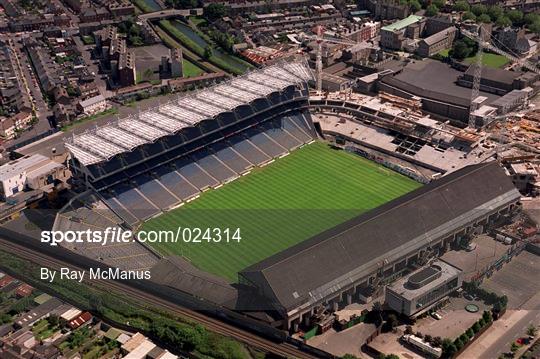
(0, 237, 316, 359)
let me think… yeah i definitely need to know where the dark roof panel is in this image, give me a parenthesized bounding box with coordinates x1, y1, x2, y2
(240, 162, 520, 311)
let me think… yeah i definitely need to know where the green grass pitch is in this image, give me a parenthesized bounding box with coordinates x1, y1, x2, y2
(142, 142, 421, 281)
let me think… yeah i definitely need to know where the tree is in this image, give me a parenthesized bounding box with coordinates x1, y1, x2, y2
(450, 40, 471, 59)
(424, 334, 433, 343)
(409, 0, 421, 12)
(432, 336, 443, 348)
(48, 314, 59, 327)
(205, 3, 227, 21)
(203, 46, 213, 59)
(472, 4, 487, 16)
(463, 11, 476, 21)
(405, 325, 413, 335)
(454, 337, 464, 350)
(442, 338, 457, 356)
(472, 321, 482, 333)
(478, 14, 492, 23)
(432, 0, 445, 8)
(387, 314, 399, 331)
(466, 328, 475, 339)
(342, 355, 359, 359)
(527, 325, 538, 337)
(426, 4, 439, 17)
(416, 331, 424, 338)
(524, 13, 540, 25)
(453, 0, 469, 12)
(511, 342, 519, 352)
(487, 5, 504, 22)
(496, 16, 512, 27)
(506, 9, 523, 25)
(528, 20, 540, 35)
(482, 310, 493, 323)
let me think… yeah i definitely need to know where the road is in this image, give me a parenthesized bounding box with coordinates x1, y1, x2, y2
(3, 33, 53, 146)
(459, 293, 540, 358)
(72, 36, 113, 99)
(0, 234, 317, 359)
(138, 8, 204, 21)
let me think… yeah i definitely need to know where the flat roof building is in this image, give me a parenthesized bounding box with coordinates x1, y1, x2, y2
(0, 154, 69, 200)
(385, 260, 462, 316)
(380, 15, 425, 50)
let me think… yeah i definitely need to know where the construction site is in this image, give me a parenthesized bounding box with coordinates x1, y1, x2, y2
(306, 21, 540, 195)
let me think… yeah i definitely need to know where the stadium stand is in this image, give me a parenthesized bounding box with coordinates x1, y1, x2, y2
(65, 61, 315, 226)
(228, 135, 272, 166)
(53, 192, 160, 271)
(239, 161, 521, 330)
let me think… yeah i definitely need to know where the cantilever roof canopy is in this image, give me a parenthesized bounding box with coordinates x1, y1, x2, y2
(65, 61, 313, 166)
(240, 162, 521, 312)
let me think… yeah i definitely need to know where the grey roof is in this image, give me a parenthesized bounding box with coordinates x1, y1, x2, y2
(382, 60, 499, 107)
(463, 66, 521, 85)
(240, 162, 520, 312)
(421, 27, 456, 46)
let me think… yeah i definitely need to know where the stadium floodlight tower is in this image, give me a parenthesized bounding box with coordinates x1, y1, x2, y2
(303, 25, 357, 94)
(462, 25, 540, 129)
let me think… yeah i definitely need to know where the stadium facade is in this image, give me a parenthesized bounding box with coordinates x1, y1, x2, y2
(65, 61, 316, 225)
(239, 161, 520, 331)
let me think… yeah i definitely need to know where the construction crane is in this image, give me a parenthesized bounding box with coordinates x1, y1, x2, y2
(302, 26, 358, 94)
(461, 26, 540, 129)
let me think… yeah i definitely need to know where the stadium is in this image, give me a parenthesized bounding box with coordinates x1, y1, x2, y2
(58, 60, 521, 332)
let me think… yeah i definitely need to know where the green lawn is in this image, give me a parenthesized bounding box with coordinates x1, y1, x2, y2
(142, 142, 421, 281)
(437, 50, 508, 69)
(464, 53, 509, 68)
(182, 59, 205, 77)
(438, 48, 450, 57)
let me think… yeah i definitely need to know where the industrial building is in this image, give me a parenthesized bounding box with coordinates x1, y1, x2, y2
(239, 161, 520, 330)
(385, 260, 463, 317)
(0, 154, 70, 200)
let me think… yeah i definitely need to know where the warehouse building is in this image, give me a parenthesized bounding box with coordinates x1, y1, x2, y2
(0, 154, 70, 200)
(239, 161, 520, 331)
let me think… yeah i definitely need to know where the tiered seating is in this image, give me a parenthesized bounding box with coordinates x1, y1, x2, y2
(194, 149, 237, 182)
(111, 183, 160, 221)
(95, 110, 316, 226)
(133, 175, 178, 210)
(261, 121, 302, 150)
(228, 134, 271, 165)
(281, 116, 312, 142)
(155, 167, 200, 201)
(245, 128, 287, 158)
(55, 193, 161, 271)
(176, 162, 218, 190)
(210, 142, 251, 173)
(291, 112, 317, 137)
(101, 194, 139, 226)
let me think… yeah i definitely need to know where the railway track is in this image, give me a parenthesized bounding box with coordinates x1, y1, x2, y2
(0, 238, 316, 359)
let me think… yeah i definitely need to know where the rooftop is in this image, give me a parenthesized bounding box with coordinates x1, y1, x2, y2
(0, 154, 51, 182)
(381, 15, 423, 32)
(240, 162, 520, 312)
(388, 260, 461, 300)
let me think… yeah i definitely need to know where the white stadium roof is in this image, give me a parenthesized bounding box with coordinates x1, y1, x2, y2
(65, 61, 313, 166)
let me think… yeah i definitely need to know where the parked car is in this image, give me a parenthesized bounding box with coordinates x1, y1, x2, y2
(431, 312, 442, 320)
